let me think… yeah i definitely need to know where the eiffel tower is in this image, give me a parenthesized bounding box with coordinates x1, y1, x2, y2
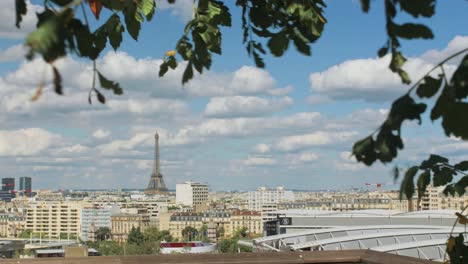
(144, 132, 169, 195)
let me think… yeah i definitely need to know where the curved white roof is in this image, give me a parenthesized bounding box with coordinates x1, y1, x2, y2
(268, 209, 458, 218)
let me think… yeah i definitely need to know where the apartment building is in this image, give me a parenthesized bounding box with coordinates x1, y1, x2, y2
(420, 185, 467, 210)
(0, 213, 25, 238)
(248, 187, 294, 211)
(80, 205, 119, 241)
(25, 201, 83, 238)
(111, 213, 150, 243)
(168, 213, 203, 239)
(176, 181, 209, 211)
(230, 210, 262, 237)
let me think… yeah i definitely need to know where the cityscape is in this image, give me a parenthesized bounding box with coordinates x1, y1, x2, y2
(0, 133, 466, 260)
(0, 0, 467, 263)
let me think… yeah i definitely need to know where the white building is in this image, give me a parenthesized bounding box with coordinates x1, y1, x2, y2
(248, 187, 295, 212)
(80, 205, 119, 241)
(176, 181, 209, 208)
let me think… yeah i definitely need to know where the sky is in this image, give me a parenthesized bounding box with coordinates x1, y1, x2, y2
(0, 0, 467, 191)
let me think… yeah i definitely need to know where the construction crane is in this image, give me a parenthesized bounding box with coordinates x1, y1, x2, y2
(364, 182, 383, 191)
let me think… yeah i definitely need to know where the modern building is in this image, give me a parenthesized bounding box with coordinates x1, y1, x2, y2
(80, 205, 119, 241)
(19, 177, 32, 193)
(176, 181, 209, 210)
(25, 201, 83, 239)
(1, 178, 15, 192)
(110, 213, 150, 243)
(247, 187, 294, 212)
(230, 210, 262, 237)
(253, 210, 466, 262)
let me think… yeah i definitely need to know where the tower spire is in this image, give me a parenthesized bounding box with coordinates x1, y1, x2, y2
(153, 132, 160, 175)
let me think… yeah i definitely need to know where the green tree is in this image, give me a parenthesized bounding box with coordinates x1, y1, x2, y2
(18, 229, 32, 239)
(96, 241, 124, 256)
(95, 227, 111, 241)
(181, 226, 198, 241)
(216, 226, 225, 239)
(142, 226, 173, 242)
(127, 226, 144, 245)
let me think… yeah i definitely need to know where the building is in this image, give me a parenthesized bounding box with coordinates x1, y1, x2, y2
(19, 177, 32, 194)
(0, 213, 25, 238)
(420, 185, 466, 211)
(25, 201, 82, 239)
(111, 213, 150, 243)
(230, 210, 262, 237)
(247, 187, 294, 212)
(168, 213, 203, 239)
(80, 205, 119, 241)
(1, 178, 15, 192)
(176, 182, 209, 210)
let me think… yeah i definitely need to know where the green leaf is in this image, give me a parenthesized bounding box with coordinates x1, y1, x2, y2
(375, 130, 403, 163)
(124, 0, 141, 40)
(451, 54, 468, 99)
(419, 154, 448, 169)
(432, 166, 455, 187)
(252, 50, 265, 68)
(360, 0, 370, 12)
(292, 29, 311, 56)
(398, 0, 435, 18)
(167, 56, 178, 69)
(159, 62, 169, 77)
(97, 71, 124, 95)
(393, 23, 434, 39)
(377, 45, 388, 58)
(416, 170, 430, 197)
(138, 0, 156, 21)
(399, 166, 418, 200)
(182, 62, 194, 84)
(454, 161, 468, 171)
(25, 9, 71, 63)
(107, 15, 125, 50)
(52, 66, 63, 95)
(15, 0, 27, 28)
(49, 0, 73, 6)
(352, 136, 377, 166)
(441, 102, 468, 140)
(96, 89, 106, 104)
(268, 31, 289, 57)
(430, 84, 452, 121)
(416, 75, 442, 98)
(386, 94, 427, 129)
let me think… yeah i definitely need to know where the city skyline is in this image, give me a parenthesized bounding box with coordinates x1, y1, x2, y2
(0, 1, 467, 190)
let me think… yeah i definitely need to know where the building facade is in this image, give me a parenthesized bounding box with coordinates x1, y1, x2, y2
(230, 210, 262, 237)
(176, 182, 209, 209)
(111, 213, 150, 243)
(25, 201, 82, 239)
(80, 205, 119, 241)
(248, 187, 295, 211)
(19, 177, 32, 193)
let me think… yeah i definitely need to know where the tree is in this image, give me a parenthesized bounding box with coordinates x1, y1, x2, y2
(127, 226, 144, 245)
(181, 226, 198, 241)
(142, 226, 173, 242)
(95, 227, 112, 241)
(18, 229, 32, 239)
(95, 241, 124, 256)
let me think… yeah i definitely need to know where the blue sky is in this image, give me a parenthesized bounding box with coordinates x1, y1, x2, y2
(0, 0, 467, 191)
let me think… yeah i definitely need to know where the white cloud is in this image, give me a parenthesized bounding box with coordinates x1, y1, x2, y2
(244, 156, 277, 166)
(335, 151, 365, 171)
(0, 128, 60, 156)
(0, 44, 27, 62)
(276, 131, 357, 151)
(421, 36, 468, 64)
(107, 98, 189, 115)
(204, 96, 293, 118)
(309, 36, 465, 101)
(253, 143, 270, 154)
(287, 152, 319, 165)
(156, 0, 194, 21)
(0, 0, 41, 38)
(93, 129, 111, 139)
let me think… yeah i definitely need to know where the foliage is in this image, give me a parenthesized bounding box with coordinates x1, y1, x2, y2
(181, 226, 198, 241)
(142, 226, 173, 242)
(217, 237, 252, 253)
(127, 226, 144, 245)
(94, 240, 124, 256)
(233, 227, 249, 239)
(95, 227, 111, 241)
(18, 229, 32, 238)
